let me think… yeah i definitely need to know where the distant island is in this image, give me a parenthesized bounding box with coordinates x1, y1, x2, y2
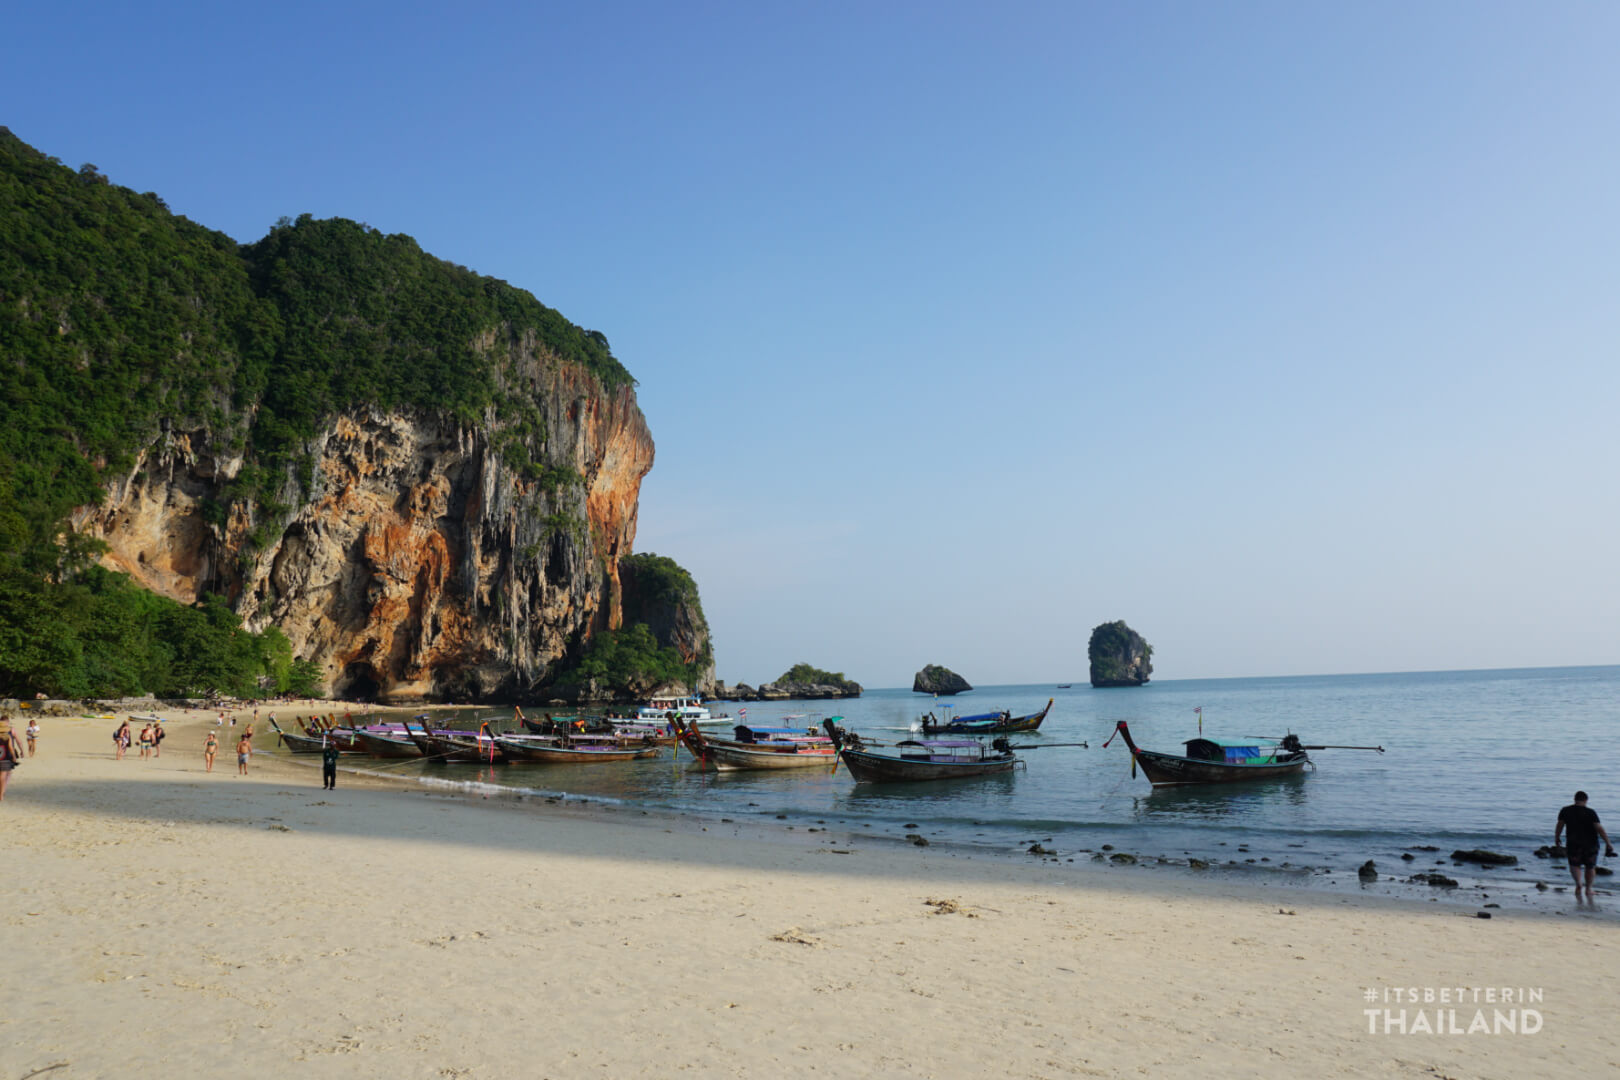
(711, 663, 862, 700)
(913, 664, 972, 695)
(1089, 621, 1153, 687)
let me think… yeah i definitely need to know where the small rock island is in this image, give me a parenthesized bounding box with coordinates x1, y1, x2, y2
(1088, 621, 1153, 687)
(913, 664, 972, 695)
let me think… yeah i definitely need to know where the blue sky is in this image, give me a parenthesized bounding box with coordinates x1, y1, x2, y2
(6, 3, 1617, 685)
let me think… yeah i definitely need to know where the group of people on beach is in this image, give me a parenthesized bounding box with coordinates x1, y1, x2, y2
(111, 716, 251, 775)
(111, 718, 167, 759)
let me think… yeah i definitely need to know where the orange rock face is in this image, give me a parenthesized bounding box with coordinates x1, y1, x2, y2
(74, 364, 656, 702)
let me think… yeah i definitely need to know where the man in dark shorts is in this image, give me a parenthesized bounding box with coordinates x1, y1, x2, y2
(321, 740, 340, 790)
(1555, 791, 1616, 900)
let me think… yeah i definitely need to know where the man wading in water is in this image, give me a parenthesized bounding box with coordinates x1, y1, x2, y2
(1556, 790, 1617, 901)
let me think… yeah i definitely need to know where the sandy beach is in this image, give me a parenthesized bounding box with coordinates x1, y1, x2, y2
(3, 706, 1616, 1079)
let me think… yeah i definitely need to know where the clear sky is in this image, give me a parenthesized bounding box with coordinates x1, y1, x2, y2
(6, 3, 1617, 686)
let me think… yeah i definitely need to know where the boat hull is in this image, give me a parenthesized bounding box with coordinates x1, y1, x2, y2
(709, 744, 838, 771)
(493, 737, 658, 763)
(837, 748, 1019, 783)
(920, 698, 1052, 736)
(1132, 749, 1309, 786)
(352, 729, 424, 758)
(273, 729, 327, 754)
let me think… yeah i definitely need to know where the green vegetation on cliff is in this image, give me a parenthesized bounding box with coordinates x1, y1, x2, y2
(549, 553, 712, 697)
(0, 129, 637, 698)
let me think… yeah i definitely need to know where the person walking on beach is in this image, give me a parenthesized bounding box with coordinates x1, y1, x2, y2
(114, 720, 131, 760)
(137, 722, 154, 760)
(203, 730, 218, 773)
(1555, 791, 1617, 900)
(25, 717, 38, 757)
(152, 721, 165, 758)
(236, 732, 251, 776)
(321, 740, 340, 790)
(0, 716, 21, 802)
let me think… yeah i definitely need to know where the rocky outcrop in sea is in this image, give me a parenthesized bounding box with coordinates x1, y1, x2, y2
(912, 665, 972, 695)
(1088, 620, 1153, 688)
(709, 680, 862, 701)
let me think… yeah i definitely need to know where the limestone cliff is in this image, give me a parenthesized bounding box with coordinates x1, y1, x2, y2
(1088, 620, 1153, 688)
(73, 355, 661, 702)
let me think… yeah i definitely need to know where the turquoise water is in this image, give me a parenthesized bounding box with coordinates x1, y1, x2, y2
(301, 665, 1620, 900)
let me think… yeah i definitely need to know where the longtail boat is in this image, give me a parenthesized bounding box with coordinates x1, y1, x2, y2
(705, 739, 838, 771)
(298, 716, 361, 751)
(519, 711, 677, 746)
(919, 698, 1052, 736)
(351, 727, 424, 758)
(823, 720, 1020, 783)
(400, 721, 506, 764)
(492, 733, 659, 763)
(269, 719, 327, 754)
(1105, 720, 1382, 786)
(670, 718, 835, 770)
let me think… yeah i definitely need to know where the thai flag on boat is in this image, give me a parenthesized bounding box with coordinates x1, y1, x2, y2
(739, 708, 747, 719)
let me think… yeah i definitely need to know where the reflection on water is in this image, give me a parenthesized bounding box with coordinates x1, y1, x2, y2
(1132, 773, 1312, 822)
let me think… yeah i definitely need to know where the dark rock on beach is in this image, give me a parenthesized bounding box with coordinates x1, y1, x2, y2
(1534, 845, 1566, 859)
(1451, 849, 1518, 866)
(913, 664, 972, 695)
(1410, 872, 1459, 888)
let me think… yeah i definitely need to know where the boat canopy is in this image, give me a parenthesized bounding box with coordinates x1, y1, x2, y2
(1185, 738, 1268, 763)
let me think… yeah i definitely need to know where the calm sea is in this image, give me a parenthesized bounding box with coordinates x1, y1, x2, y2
(297, 665, 1620, 905)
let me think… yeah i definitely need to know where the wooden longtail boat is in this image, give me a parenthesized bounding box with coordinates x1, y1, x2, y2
(919, 698, 1052, 736)
(491, 734, 659, 763)
(1107, 721, 1310, 786)
(706, 740, 838, 771)
(670, 718, 835, 770)
(297, 717, 361, 751)
(823, 720, 1020, 783)
(400, 722, 505, 764)
(351, 728, 424, 758)
(519, 710, 677, 746)
(269, 719, 327, 754)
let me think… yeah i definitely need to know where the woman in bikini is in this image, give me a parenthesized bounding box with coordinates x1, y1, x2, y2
(0, 716, 21, 802)
(114, 720, 131, 760)
(204, 730, 218, 773)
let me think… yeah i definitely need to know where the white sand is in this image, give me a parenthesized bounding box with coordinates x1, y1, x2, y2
(2, 707, 1615, 1079)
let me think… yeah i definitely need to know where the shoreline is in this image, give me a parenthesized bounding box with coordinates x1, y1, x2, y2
(4, 704, 1616, 1077)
